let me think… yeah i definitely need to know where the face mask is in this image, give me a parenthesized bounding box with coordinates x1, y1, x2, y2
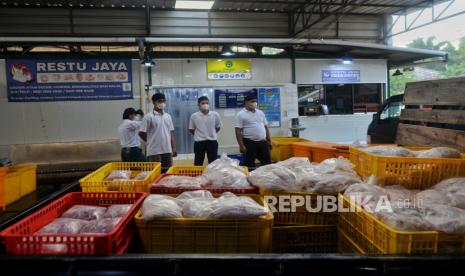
(134, 115, 142, 121)
(157, 103, 166, 110)
(200, 104, 210, 111)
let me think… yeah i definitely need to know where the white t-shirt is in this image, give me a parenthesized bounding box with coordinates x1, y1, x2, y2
(118, 119, 142, 148)
(139, 110, 175, 156)
(189, 111, 223, 142)
(234, 108, 268, 141)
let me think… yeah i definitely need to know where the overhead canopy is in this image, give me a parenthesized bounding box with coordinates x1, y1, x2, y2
(0, 0, 447, 14)
(293, 39, 448, 67)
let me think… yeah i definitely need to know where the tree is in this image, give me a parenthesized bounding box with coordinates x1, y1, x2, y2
(390, 36, 465, 96)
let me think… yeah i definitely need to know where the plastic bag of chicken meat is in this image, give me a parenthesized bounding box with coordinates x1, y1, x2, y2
(103, 204, 132, 218)
(140, 194, 183, 221)
(36, 218, 89, 234)
(80, 218, 122, 234)
(247, 164, 298, 191)
(61, 205, 107, 221)
(415, 147, 461, 159)
(105, 170, 132, 181)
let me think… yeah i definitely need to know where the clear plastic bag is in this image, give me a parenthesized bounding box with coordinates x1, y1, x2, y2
(277, 157, 312, 171)
(376, 207, 431, 231)
(140, 195, 183, 221)
(318, 157, 355, 174)
(176, 190, 214, 202)
(182, 199, 215, 218)
(344, 179, 388, 209)
(61, 205, 107, 221)
(80, 218, 122, 234)
(303, 172, 361, 195)
(37, 218, 89, 234)
(363, 146, 415, 157)
(203, 154, 249, 188)
(247, 164, 297, 191)
(105, 170, 132, 181)
(415, 190, 454, 206)
(432, 178, 465, 193)
(133, 171, 150, 180)
(415, 147, 461, 159)
(421, 204, 465, 234)
(103, 204, 132, 218)
(154, 175, 206, 188)
(209, 196, 268, 219)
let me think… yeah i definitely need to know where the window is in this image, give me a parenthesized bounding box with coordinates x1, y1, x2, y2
(380, 102, 404, 120)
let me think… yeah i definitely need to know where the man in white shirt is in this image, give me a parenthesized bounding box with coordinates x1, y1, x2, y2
(234, 93, 272, 169)
(139, 93, 177, 170)
(189, 96, 223, 165)
(118, 107, 146, 162)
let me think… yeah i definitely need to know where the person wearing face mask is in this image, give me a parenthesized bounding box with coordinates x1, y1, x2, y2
(234, 93, 272, 169)
(188, 96, 223, 165)
(118, 108, 146, 162)
(139, 93, 177, 170)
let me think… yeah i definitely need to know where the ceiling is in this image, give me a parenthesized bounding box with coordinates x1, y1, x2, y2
(0, 0, 442, 14)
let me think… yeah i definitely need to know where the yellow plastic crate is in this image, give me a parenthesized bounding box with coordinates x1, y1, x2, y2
(270, 137, 309, 162)
(8, 164, 37, 196)
(5, 171, 21, 206)
(167, 165, 248, 175)
(79, 162, 161, 192)
(135, 194, 273, 253)
(272, 225, 337, 253)
(259, 188, 338, 225)
(338, 194, 465, 254)
(349, 146, 465, 189)
(0, 168, 5, 209)
(338, 229, 365, 254)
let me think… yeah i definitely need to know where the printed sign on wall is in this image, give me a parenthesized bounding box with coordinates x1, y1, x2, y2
(207, 59, 251, 80)
(258, 87, 281, 128)
(6, 59, 133, 102)
(322, 70, 360, 83)
(214, 88, 257, 109)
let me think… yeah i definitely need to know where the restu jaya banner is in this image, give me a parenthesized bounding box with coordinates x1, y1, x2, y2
(6, 59, 133, 102)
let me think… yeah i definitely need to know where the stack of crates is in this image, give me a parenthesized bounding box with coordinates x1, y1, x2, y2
(137, 165, 272, 253)
(270, 137, 309, 162)
(0, 164, 37, 209)
(261, 189, 338, 253)
(339, 146, 465, 254)
(291, 141, 349, 163)
(79, 162, 161, 192)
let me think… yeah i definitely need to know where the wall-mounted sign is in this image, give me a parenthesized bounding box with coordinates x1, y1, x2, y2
(6, 59, 133, 102)
(258, 87, 281, 128)
(214, 88, 257, 109)
(322, 69, 360, 83)
(207, 59, 251, 80)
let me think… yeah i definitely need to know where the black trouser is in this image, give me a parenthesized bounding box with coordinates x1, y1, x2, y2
(121, 147, 146, 162)
(194, 140, 218, 166)
(243, 138, 271, 169)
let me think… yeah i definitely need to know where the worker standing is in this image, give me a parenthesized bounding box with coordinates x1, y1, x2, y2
(139, 93, 177, 170)
(234, 94, 272, 169)
(189, 96, 223, 165)
(118, 108, 146, 162)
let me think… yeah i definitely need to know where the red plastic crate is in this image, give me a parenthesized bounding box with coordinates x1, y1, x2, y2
(150, 173, 259, 194)
(0, 192, 147, 255)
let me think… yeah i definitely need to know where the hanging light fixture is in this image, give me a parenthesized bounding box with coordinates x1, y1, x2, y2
(221, 45, 235, 56)
(392, 69, 403, 76)
(341, 55, 353, 64)
(141, 55, 155, 67)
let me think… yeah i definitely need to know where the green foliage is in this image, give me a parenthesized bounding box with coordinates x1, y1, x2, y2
(389, 36, 465, 96)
